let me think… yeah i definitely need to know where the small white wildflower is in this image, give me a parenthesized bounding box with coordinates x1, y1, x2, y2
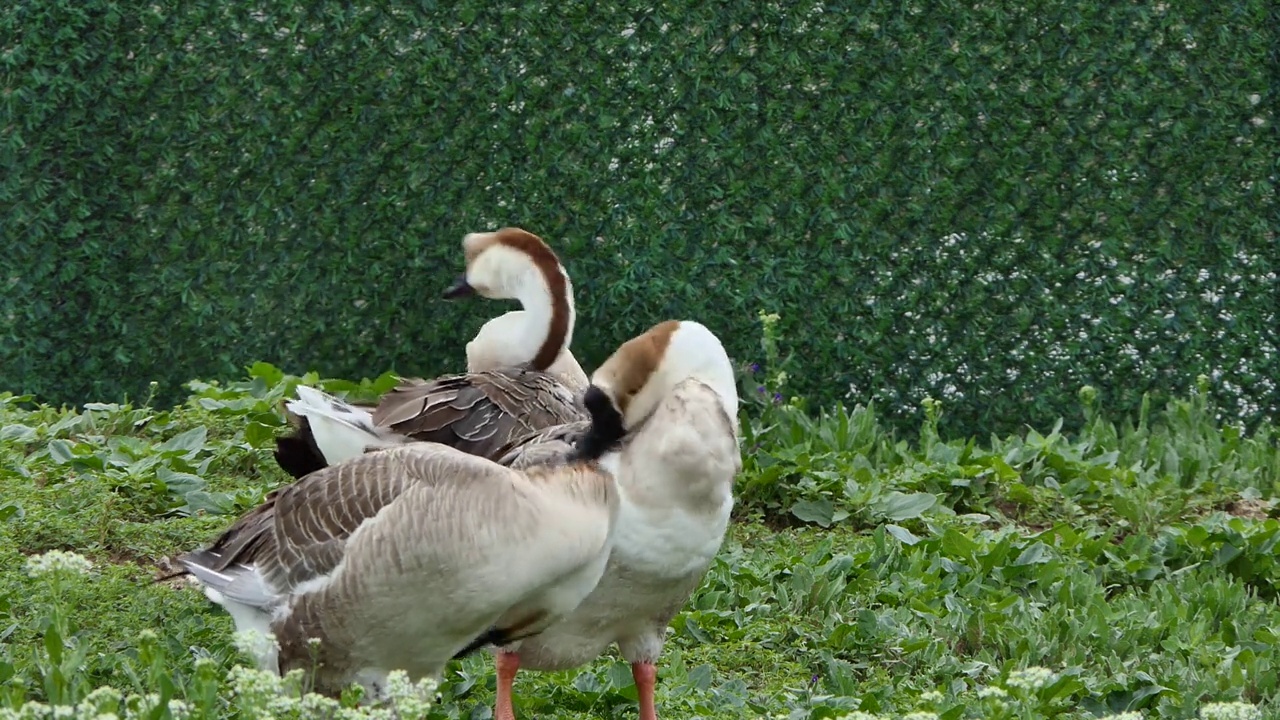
(166, 699, 190, 720)
(75, 687, 122, 717)
(1200, 701, 1262, 720)
(24, 550, 93, 578)
(835, 713, 883, 720)
(95, 714, 119, 720)
(977, 685, 1008, 699)
(918, 690, 944, 704)
(903, 713, 939, 720)
(1006, 665, 1057, 691)
(16, 701, 51, 720)
(384, 670, 438, 718)
(299, 693, 342, 717)
(49, 708, 73, 720)
(231, 628, 280, 664)
(1098, 712, 1145, 720)
(227, 664, 284, 704)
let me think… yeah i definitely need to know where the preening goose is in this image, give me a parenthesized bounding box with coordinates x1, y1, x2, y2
(487, 319, 743, 720)
(176, 440, 621, 701)
(174, 320, 734, 708)
(272, 227, 589, 478)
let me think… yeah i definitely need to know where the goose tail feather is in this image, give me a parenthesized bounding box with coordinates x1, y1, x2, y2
(282, 386, 410, 468)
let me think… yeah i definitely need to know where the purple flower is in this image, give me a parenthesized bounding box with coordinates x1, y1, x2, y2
(749, 362, 760, 373)
(757, 385, 767, 394)
(773, 392, 784, 404)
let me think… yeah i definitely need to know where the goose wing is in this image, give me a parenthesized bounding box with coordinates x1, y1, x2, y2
(181, 443, 615, 614)
(489, 419, 592, 470)
(369, 369, 583, 458)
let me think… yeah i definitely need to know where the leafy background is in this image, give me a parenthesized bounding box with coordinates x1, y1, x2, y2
(3, 0, 1276, 437)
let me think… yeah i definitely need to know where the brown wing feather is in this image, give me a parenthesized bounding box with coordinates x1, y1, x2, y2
(370, 369, 584, 459)
(181, 450, 420, 590)
(490, 419, 592, 470)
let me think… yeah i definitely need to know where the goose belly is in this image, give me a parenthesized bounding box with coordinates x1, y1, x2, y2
(512, 499, 732, 671)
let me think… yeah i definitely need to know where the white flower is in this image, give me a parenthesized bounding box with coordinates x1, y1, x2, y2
(1098, 713, 1145, 720)
(75, 687, 122, 718)
(903, 713, 939, 720)
(384, 670, 438, 718)
(1200, 702, 1262, 720)
(24, 550, 93, 578)
(227, 664, 284, 703)
(231, 628, 280, 664)
(48, 708, 73, 720)
(835, 713, 883, 720)
(14, 701, 52, 720)
(918, 690, 944, 704)
(165, 700, 190, 720)
(977, 686, 1008, 699)
(1006, 665, 1057, 691)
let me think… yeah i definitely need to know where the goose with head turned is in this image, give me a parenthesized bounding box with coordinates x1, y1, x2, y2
(272, 227, 590, 478)
(483, 319, 743, 720)
(170, 320, 733, 706)
(174, 437, 621, 701)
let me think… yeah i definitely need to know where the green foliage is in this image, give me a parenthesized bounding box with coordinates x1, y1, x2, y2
(2, 362, 1279, 718)
(2, 0, 1277, 437)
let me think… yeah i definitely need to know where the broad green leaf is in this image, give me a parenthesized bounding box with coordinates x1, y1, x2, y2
(0, 424, 37, 442)
(244, 421, 277, 448)
(1013, 542, 1052, 566)
(874, 491, 937, 521)
(47, 439, 74, 464)
(791, 499, 835, 527)
(159, 426, 207, 455)
(884, 524, 921, 545)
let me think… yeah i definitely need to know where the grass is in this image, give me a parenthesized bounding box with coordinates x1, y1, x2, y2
(1, 355, 1278, 719)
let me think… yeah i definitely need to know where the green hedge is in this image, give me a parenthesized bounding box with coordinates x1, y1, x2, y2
(3, 0, 1276, 437)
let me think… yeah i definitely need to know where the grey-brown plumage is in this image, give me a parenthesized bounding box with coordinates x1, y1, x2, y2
(178, 442, 619, 701)
(370, 367, 586, 460)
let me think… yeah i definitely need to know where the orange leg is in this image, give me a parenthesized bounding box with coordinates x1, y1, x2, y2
(494, 651, 520, 720)
(632, 661, 658, 720)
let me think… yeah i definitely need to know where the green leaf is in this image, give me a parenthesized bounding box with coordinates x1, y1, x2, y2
(791, 498, 835, 527)
(0, 503, 22, 522)
(47, 439, 74, 464)
(156, 466, 206, 494)
(158, 426, 207, 455)
(244, 421, 277, 448)
(884, 524, 922, 545)
(0, 424, 37, 442)
(874, 491, 938, 521)
(1013, 542, 1052, 566)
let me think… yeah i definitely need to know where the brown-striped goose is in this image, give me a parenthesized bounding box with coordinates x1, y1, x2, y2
(484, 320, 743, 720)
(176, 441, 620, 701)
(174, 319, 736, 707)
(272, 227, 589, 478)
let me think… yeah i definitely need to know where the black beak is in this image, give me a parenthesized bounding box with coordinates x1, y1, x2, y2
(442, 275, 475, 299)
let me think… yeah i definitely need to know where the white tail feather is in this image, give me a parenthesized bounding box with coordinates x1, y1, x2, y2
(286, 385, 409, 465)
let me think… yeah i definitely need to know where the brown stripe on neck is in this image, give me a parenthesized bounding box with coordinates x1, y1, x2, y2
(492, 227, 571, 371)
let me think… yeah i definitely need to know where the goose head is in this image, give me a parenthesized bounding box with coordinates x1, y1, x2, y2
(575, 320, 739, 460)
(444, 228, 566, 302)
(444, 227, 579, 375)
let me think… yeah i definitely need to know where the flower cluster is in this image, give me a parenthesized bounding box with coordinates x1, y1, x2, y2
(1004, 665, 1057, 692)
(24, 550, 93, 579)
(1199, 702, 1262, 720)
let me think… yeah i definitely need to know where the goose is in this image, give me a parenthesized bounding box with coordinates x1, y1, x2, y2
(272, 227, 589, 478)
(172, 319, 734, 707)
(485, 319, 743, 720)
(175, 439, 621, 701)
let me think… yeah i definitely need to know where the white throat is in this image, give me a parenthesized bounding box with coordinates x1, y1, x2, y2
(466, 268, 574, 373)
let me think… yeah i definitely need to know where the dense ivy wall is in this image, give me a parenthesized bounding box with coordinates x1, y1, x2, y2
(3, 0, 1276, 436)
